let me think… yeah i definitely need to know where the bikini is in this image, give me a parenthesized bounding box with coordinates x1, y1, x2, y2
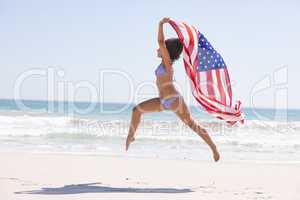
(155, 63, 180, 109)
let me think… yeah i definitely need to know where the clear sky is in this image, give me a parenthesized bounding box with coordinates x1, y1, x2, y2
(1, 0, 299, 109)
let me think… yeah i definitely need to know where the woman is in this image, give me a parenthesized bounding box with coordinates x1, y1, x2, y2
(125, 17, 220, 162)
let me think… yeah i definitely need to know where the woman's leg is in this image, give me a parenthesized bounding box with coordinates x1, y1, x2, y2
(170, 97, 220, 162)
(126, 97, 163, 150)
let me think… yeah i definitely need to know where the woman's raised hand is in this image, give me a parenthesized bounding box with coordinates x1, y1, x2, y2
(159, 17, 170, 24)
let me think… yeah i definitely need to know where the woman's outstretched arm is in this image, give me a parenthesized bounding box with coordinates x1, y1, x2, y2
(157, 17, 172, 70)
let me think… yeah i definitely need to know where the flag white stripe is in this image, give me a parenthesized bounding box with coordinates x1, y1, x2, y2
(219, 68, 231, 108)
(211, 70, 221, 103)
(199, 71, 208, 96)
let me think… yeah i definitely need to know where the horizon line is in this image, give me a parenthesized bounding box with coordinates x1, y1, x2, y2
(0, 98, 298, 110)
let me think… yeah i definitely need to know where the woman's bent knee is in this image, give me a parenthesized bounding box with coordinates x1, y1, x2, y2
(132, 105, 142, 117)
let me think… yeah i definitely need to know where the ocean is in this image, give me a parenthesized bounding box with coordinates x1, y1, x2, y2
(0, 99, 299, 163)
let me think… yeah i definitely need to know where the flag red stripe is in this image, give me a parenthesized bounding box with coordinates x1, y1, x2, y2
(215, 69, 226, 105)
(224, 68, 232, 107)
(169, 21, 185, 46)
(206, 70, 215, 98)
(182, 22, 194, 58)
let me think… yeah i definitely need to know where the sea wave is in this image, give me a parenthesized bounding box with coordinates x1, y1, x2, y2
(0, 114, 299, 146)
(0, 114, 299, 135)
(0, 113, 299, 162)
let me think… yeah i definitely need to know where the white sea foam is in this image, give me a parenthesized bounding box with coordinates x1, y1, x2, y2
(0, 114, 299, 141)
(0, 113, 299, 162)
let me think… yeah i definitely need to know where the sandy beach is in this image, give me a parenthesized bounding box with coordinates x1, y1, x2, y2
(0, 152, 299, 200)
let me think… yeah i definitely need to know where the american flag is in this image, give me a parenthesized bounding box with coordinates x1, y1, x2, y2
(169, 19, 244, 125)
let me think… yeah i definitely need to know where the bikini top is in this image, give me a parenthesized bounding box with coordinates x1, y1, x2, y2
(155, 63, 171, 77)
(155, 63, 176, 83)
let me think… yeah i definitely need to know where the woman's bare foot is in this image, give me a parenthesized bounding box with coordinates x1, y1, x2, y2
(212, 145, 220, 162)
(125, 135, 135, 151)
(213, 150, 220, 162)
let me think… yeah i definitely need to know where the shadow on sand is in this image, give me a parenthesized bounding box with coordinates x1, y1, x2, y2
(15, 182, 193, 195)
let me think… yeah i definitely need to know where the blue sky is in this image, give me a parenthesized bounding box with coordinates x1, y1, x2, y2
(1, 0, 299, 109)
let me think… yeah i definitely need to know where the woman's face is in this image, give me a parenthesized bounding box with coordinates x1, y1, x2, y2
(157, 48, 162, 58)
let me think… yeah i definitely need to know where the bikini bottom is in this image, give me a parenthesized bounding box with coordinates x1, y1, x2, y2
(160, 95, 181, 110)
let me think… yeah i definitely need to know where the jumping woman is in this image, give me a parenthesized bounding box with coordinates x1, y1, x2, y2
(125, 17, 220, 162)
